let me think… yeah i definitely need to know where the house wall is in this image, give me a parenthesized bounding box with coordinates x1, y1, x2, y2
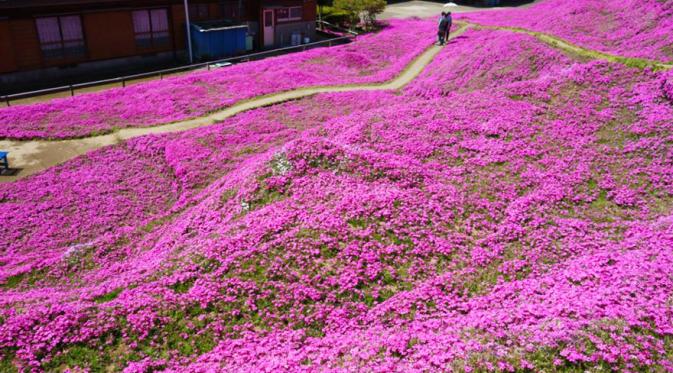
(208, 2, 223, 18)
(8, 18, 42, 71)
(303, 0, 316, 22)
(171, 4, 188, 51)
(0, 0, 229, 75)
(0, 0, 317, 92)
(83, 11, 136, 60)
(0, 20, 17, 73)
(259, 0, 317, 48)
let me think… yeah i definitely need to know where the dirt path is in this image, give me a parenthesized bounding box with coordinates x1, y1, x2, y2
(472, 24, 673, 70)
(0, 25, 468, 183)
(2, 22, 671, 183)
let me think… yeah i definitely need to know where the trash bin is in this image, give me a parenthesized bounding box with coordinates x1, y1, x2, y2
(245, 35, 253, 51)
(190, 21, 248, 60)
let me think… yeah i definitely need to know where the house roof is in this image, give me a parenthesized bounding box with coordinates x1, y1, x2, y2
(0, 0, 184, 10)
(192, 19, 248, 32)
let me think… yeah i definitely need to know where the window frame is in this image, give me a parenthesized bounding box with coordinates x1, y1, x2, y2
(276, 6, 303, 22)
(35, 15, 86, 61)
(289, 6, 303, 20)
(132, 8, 171, 51)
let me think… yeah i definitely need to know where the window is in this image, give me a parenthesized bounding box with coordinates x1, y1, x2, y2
(264, 11, 273, 27)
(276, 7, 302, 22)
(189, 3, 210, 20)
(36, 16, 86, 60)
(276, 8, 289, 21)
(290, 7, 303, 20)
(132, 9, 170, 49)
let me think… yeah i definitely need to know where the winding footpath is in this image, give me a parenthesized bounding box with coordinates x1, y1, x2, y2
(473, 24, 673, 71)
(1, 22, 671, 183)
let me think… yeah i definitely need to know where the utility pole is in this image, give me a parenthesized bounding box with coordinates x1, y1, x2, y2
(184, 0, 194, 63)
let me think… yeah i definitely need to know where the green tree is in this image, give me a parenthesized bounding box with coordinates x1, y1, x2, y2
(360, 0, 386, 29)
(333, 0, 386, 30)
(316, 0, 332, 26)
(333, 0, 361, 27)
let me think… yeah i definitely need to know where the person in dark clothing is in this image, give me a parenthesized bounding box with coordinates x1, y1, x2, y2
(444, 12, 453, 42)
(438, 12, 449, 45)
(438, 11, 446, 25)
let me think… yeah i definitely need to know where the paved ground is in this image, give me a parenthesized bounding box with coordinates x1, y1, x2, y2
(380, 0, 539, 20)
(381, 1, 479, 19)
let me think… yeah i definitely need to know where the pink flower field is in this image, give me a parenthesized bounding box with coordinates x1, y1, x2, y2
(460, 0, 673, 62)
(0, 18, 434, 140)
(2, 0, 673, 371)
(406, 28, 576, 97)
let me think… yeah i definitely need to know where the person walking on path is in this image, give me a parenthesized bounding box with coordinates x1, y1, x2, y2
(444, 12, 453, 42)
(437, 12, 449, 45)
(438, 11, 446, 25)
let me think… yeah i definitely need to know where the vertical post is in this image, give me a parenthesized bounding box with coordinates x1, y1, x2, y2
(184, 0, 194, 64)
(70, 85, 75, 96)
(5, 96, 9, 107)
(317, 7, 322, 30)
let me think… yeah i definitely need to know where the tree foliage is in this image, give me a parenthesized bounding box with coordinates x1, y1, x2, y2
(333, 0, 386, 30)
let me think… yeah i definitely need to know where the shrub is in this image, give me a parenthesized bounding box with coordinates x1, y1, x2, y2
(333, 0, 386, 30)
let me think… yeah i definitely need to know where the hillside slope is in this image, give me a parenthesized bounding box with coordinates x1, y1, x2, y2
(2, 2, 673, 371)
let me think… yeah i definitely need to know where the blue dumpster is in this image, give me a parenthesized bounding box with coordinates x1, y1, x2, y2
(190, 21, 248, 61)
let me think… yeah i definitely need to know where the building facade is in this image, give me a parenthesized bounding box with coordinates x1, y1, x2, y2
(0, 0, 316, 92)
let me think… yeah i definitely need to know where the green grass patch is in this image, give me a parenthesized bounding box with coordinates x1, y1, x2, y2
(347, 217, 368, 229)
(2, 273, 26, 289)
(44, 344, 108, 372)
(170, 278, 196, 294)
(94, 288, 123, 303)
(0, 352, 18, 373)
(140, 215, 173, 233)
(1, 268, 48, 289)
(192, 255, 222, 274)
(239, 172, 288, 215)
(220, 188, 238, 205)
